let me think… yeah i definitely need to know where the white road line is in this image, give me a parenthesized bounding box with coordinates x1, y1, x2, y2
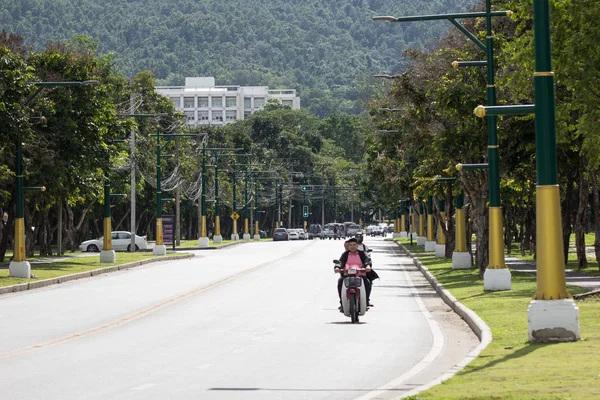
(130, 383, 157, 391)
(355, 248, 445, 400)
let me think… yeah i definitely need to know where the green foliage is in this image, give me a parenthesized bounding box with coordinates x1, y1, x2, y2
(0, 0, 479, 116)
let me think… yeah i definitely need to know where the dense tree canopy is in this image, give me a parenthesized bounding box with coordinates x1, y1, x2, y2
(0, 0, 479, 116)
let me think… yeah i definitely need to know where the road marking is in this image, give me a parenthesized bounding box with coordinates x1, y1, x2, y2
(355, 246, 445, 400)
(131, 383, 157, 391)
(0, 242, 316, 361)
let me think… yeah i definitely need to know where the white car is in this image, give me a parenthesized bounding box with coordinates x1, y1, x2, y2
(296, 229, 307, 240)
(287, 229, 300, 240)
(79, 231, 148, 252)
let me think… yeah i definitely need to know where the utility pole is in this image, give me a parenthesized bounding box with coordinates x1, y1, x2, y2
(129, 93, 136, 252)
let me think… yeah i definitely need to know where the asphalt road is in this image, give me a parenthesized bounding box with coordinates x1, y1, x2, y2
(0, 236, 477, 400)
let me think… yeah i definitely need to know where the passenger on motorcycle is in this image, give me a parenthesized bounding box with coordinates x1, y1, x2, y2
(356, 233, 369, 253)
(335, 237, 372, 310)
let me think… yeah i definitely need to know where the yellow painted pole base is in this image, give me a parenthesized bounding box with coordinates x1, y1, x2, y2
(103, 217, 112, 250)
(14, 217, 26, 262)
(534, 185, 570, 300)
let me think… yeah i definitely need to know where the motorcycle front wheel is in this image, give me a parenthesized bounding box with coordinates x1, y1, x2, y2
(349, 293, 357, 323)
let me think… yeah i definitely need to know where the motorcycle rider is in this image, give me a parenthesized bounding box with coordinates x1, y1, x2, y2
(356, 233, 369, 253)
(335, 237, 372, 310)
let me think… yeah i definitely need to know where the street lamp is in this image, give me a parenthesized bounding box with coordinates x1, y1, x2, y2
(373, 4, 513, 291)
(10, 80, 99, 279)
(470, 1, 580, 342)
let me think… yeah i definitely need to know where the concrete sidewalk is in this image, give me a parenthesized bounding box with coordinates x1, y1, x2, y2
(506, 256, 600, 291)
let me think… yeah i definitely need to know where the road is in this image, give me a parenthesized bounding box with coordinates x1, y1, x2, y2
(0, 237, 477, 400)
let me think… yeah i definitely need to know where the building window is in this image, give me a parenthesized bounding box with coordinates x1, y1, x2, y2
(211, 97, 223, 108)
(244, 97, 251, 110)
(226, 96, 237, 108)
(244, 110, 251, 118)
(199, 111, 209, 121)
(171, 97, 181, 108)
(185, 111, 195, 122)
(198, 97, 209, 108)
(213, 111, 224, 122)
(254, 97, 265, 109)
(184, 97, 194, 108)
(282, 100, 293, 107)
(226, 110, 237, 121)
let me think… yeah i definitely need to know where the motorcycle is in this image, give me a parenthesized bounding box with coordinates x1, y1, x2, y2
(334, 260, 368, 323)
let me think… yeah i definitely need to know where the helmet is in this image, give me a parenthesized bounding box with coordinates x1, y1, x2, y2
(355, 233, 363, 244)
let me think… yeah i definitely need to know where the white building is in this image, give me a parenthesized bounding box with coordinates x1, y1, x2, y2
(155, 77, 301, 126)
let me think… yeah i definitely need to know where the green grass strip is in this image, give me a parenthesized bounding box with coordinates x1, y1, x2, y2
(397, 240, 600, 400)
(0, 252, 188, 287)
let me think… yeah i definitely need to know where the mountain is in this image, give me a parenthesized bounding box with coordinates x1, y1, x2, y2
(1, 0, 479, 116)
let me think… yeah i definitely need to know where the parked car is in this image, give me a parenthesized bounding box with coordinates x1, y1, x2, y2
(273, 228, 289, 241)
(259, 230, 267, 238)
(287, 229, 300, 240)
(79, 231, 148, 252)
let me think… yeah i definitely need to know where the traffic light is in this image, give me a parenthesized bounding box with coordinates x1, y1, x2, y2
(301, 185, 314, 191)
(303, 205, 309, 217)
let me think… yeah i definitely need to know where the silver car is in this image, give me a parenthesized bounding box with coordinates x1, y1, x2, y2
(346, 224, 361, 236)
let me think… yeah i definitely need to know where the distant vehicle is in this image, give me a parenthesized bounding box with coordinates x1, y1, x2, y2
(365, 225, 376, 236)
(287, 229, 300, 240)
(324, 223, 344, 240)
(273, 228, 289, 241)
(294, 229, 307, 240)
(259, 230, 268, 238)
(371, 225, 384, 236)
(307, 224, 323, 240)
(79, 231, 148, 252)
(346, 224, 361, 236)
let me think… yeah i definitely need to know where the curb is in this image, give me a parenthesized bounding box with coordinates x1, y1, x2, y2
(0, 253, 194, 296)
(394, 242, 492, 394)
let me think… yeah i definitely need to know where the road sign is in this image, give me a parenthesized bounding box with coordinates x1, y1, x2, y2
(162, 215, 174, 244)
(230, 212, 240, 220)
(302, 206, 309, 218)
(301, 185, 314, 191)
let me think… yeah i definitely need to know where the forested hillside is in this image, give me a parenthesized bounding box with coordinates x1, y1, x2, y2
(1, 0, 478, 116)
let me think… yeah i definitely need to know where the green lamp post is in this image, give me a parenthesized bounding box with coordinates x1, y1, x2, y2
(417, 197, 426, 245)
(452, 192, 472, 269)
(425, 195, 436, 251)
(373, 3, 512, 291)
(470, 1, 579, 341)
(436, 198, 447, 258)
(527, 0, 579, 342)
(10, 81, 98, 278)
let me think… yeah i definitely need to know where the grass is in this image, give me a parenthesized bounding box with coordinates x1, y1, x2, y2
(0, 252, 188, 288)
(397, 239, 600, 400)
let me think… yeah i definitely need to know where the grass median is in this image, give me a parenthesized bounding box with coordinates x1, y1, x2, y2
(0, 252, 190, 288)
(397, 239, 600, 400)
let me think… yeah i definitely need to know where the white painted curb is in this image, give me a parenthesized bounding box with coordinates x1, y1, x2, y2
(395, 242, 492, 398)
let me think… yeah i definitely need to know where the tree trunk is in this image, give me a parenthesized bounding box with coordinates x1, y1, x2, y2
(561, 177, 575, 263)
(575, 159, 589, 269)
(460, 171, 489, 278)
(591, 170, 600, 271)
